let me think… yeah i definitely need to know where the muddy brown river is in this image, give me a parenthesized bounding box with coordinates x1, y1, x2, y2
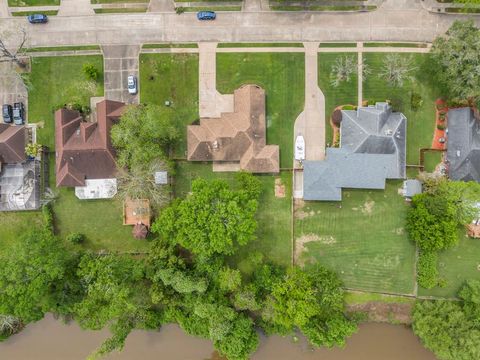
(0, 314, 436, 360)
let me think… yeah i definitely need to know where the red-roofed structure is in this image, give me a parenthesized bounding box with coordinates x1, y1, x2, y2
(55, 100, 126, 187)
(0, 124, 27, 165)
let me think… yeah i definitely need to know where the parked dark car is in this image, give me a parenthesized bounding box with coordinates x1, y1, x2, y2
(197, 11, 216, 20)
(13, 102, 25, 125)
(2, 104, 13, 123)
(27, 14, 48, 24)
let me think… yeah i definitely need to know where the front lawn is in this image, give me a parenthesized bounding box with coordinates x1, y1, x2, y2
(362, 53, 439, 165)
(174, 162, 292, 269)
(28, 56, 104, 149)
(217, 53, 305, 168)
(139, 53, 199, 158)
(8, 0, 59, 5)
(318, 52, 358, 145)
(295, 181, 416, 295)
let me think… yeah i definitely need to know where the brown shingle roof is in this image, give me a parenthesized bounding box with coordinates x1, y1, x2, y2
(55, 100, 126, 187)
(187, 84, 279, 173)
(0, 124, 26, 164)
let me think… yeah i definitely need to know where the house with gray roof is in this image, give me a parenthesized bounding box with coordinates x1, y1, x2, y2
(303, 103, 406, 201)
(446, 107, 480, 183)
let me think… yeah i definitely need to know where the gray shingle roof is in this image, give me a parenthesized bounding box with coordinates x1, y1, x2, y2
(446, 107, 480, 183)
(303, 103, 407, 201)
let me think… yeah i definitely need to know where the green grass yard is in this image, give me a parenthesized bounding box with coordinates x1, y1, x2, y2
(8, 0, 59, 5)
(28, 56, 104, 149)
(362, 53, 439, 165)
(419, 233, 480, 298)
(295, 181, 416, 295)
(139, 53, 199, 158)
(0, 212, 43, 253)
(174, 162, 292, 269)
(318, 52, 358, 144)
(217, 53, 305, 168)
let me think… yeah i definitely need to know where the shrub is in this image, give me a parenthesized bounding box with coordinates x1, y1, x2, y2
(417, 251, 439, 289)
(25, 143, 42, 158)
(175, 7, 185, 14)
(83, 63, 99, 81)
(411, 92, 424, 111)
(437, 124, 446, 130)
(66, 232, 85, 245)
(42, 203, 54, 233)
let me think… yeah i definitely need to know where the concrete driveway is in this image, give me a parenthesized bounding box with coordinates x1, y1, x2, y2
(0, 63, 28, 123)
(102, 45, 140, 105)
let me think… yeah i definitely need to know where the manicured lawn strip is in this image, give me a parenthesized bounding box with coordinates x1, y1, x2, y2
(0, 212, 43, 253)
(54, 188, 150, 252)
(296, 181, 416, 295)
(12, 10, 57, 15)
(91, 0, 146, 3)
(364, 42, 428, 48)
(319, 43, 357, 48)
(181, 6, 242, 11)
(218, 43, 304, 48)
(8, 0, 59, 5)
(318, 52, 358, 144)
(423, 151, 442, 172)
(271, 5, 376, 11)
(139, 53, 199, 158)
(419, 232, 480, 298)
(94, 7, 147, 13)
(362, 53, 438, 165)
(27, 56, 104, 149)
(217, 52, 305, 168)
(344, 291, 415, 305)
(142, 43, 198, 49)
(27, 45, 101, 52)
(446, 7, 480, 13)
(174, 162, 292, 268)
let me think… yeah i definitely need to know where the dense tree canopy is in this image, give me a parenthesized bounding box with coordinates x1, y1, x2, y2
(0, 230, 74, 323)
(413, 280, 480, 360)
(111, 104, 179, 168)
(430, 20, 480, 104)
(152, 174, 261, 259)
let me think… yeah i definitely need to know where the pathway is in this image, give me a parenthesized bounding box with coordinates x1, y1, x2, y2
(357, 42, 363, 107)
(0, 0, 8, 18)
(198, 42, 233, 118)
(149, 0, 175, 12)
(58, 0, 94, 16)
(102, 45, 140, 104)
(293, 42, 325, 198)
(0, 62, 28, 122)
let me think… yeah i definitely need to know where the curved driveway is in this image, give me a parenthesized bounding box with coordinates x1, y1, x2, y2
(1, 3, 479, 48)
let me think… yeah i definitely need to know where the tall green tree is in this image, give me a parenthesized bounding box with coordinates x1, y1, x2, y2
(111, 104, 179, 168)
(430, 20, 480, 104)
(0, 230, 73, 323)
(152, 175, 260, 260)
(74, 254, 161, 359)
(413, 280, 480, 360)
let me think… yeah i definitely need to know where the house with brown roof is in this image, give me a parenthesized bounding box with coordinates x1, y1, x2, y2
(0, 123, 27, 166)
(55, 100, 125, 192)
(187, 84, 280, 173)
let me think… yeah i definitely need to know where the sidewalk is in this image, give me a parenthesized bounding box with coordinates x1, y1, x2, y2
(149, 0, 174, 12)
(0, 0, 8, 18)
(58, 0, 94, 16)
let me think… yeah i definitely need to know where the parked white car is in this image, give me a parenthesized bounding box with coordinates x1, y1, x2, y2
(295, 135, 305, 161)
(127, 75, 137, 95)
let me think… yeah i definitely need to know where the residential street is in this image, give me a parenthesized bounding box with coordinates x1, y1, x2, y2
(0, 1, 478, 48)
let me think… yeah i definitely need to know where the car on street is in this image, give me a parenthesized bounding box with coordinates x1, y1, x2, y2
(197, 11, 216, 20)
(2, 104, 13, 124)
(27, 14, 48, 24)
(13, 102, 25, 125)
(127, 75, 137, 95)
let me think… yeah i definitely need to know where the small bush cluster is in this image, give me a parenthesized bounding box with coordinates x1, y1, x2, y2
(417, 251, 439, 289)
(42, 203, 54, 233)
(410, 92, 424, 111)
(66, 232, 86, 245)
(83, 63, 99, 82)
(437, 124, 446, 130)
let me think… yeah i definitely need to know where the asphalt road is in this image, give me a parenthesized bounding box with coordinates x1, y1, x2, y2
(2, 8, 478, 48)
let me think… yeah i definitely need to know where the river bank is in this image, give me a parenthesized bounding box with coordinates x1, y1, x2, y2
(0, 314, 436, 360)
